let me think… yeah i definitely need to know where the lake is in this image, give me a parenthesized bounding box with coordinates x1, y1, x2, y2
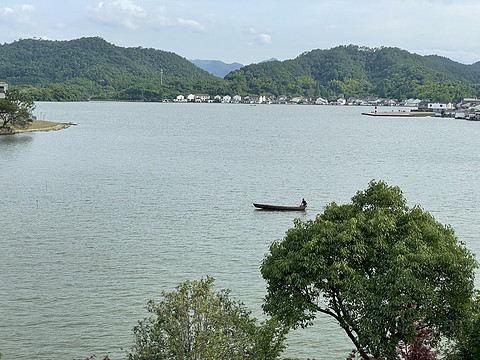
(1, 102, 479, 359)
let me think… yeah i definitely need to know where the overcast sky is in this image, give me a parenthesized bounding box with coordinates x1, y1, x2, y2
(1, 0, 479, 65)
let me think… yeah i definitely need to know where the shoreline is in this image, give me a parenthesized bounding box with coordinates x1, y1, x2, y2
(2, 120, 75, 135)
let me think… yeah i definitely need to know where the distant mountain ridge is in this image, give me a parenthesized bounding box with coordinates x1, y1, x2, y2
(190, 59, 243, 78)
(190, 58, 279, 78)
(260, 57, 278, 63)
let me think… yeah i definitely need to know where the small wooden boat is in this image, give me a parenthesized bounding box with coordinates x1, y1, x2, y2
(253, 203, 306, 211)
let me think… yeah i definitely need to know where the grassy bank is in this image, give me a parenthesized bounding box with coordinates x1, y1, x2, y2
(12, 120, 75, 133)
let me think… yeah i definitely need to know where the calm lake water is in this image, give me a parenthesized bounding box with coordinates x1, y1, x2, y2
(1, 102, 480, 360)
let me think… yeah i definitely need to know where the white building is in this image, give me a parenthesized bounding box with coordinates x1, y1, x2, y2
(194, 94, 210, 102)
(244, 95, 266, 104)
(187, 94, 195, 102)
(457, 98, 480, 110)
(291, 96, 304, 104)
(427, 103, 453, 112)
(404, 98, 421, 107)
(174, 95, 186, 102)
(222, 95, 232, 103)
(232, 95, 242, 103)
(0, 82, 7, 99)
(315, 97, 328, 105)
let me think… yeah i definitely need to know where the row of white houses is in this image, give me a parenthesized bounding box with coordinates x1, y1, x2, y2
(174, 94, 332, 104)
(172, 93, 456, 107)
(174, 94, 245, 103)
(171, 94, 480, 119)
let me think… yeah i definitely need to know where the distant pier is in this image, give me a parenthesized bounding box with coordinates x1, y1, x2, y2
(362, 111, 432, 117)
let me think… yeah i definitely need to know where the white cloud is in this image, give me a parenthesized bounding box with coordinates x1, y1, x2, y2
(21, 4, 34, 12)
(0, 4, 35, 24)
(150, 15, 170, 28)
(246, 28, 272, 45)
(91, 1, 205, 32)
(92, 0, 147, 30)
(177, 18, 205, 32)
(258, 33, 271, 44)
(1, 7, 13, 15)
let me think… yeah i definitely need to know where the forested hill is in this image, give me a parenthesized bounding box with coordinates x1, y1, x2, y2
(1, 39, 480, 102)
(0, 37, 225, 101)
(225, 45, 480, 102)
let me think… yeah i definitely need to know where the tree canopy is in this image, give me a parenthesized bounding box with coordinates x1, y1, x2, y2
(225, 45, 480, 101)
(0, 89, 35, 128)
(127, 276, 287, 360)
(1, 39, 479, 101)
(261, 180, 478, 360)
(448, 293, 480, 360)
(0, 37, 224, 101)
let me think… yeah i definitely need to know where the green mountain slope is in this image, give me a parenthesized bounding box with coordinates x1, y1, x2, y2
(225, 45, 480, 102)
(1, 39, 479, 102)
(0, 37, 224, 101)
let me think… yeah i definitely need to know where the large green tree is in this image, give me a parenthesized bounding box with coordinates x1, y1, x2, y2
(127, 276, 287, 360)
(447, 293, 480, 360)
(0, 89, 35, 128)
(261, 180, 478, 360)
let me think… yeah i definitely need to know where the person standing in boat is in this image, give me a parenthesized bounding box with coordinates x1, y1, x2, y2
(301, 198, 307, 207)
